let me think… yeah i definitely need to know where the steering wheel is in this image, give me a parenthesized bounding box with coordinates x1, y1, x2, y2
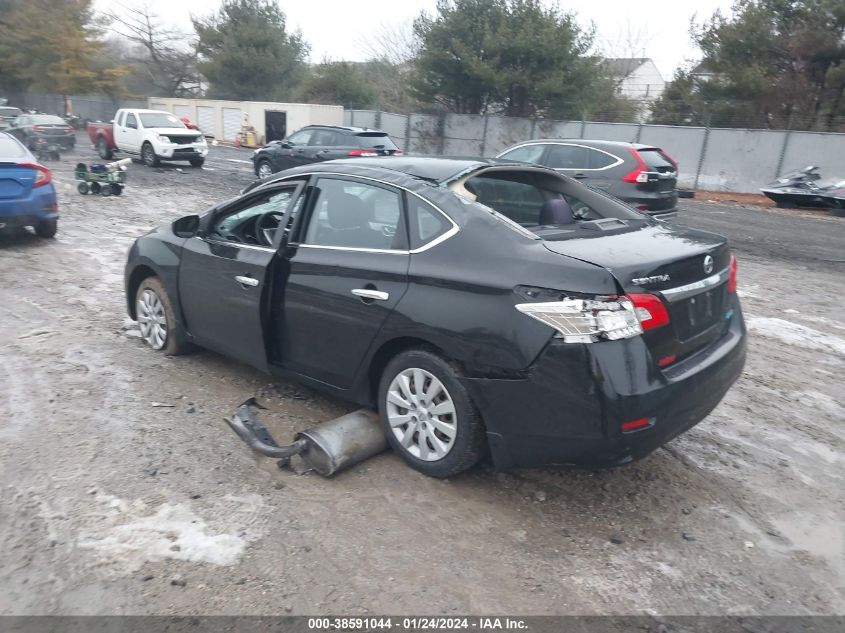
(256, 212, 286, 247)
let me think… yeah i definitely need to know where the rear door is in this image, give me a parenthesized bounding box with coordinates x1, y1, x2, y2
(307, 129, 347, 163)
(275, 176, 410, 388)
(544, 143, 591, 180)
(178, 181, 305, 371)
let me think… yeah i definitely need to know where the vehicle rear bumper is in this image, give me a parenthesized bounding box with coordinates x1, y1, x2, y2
(33, 133, 75, 149)
(460, 305, 746, 470)
(0, 188, 59, 227)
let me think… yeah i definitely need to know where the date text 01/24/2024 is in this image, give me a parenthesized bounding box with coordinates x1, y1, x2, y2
(307, 617, 528, 630)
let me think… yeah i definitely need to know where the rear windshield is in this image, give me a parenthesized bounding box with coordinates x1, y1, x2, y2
(30, 115, 66, 125)
(355, 133, 397, 150)
(0, 107, 22, 118)
(639, 149, 675, 170)
(0, 133, 27, 158)
(463, 169, 644, 237)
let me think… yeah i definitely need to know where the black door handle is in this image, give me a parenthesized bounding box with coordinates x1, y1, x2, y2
(573, 172, 586, 179)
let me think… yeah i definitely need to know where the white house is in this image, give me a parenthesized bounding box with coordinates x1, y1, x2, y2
(603, 58, 666, 120)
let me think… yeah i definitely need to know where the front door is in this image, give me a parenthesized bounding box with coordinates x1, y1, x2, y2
(114, 111, 141, 154)
(275, 176, 410, 388)
(178, 181, 305, 371)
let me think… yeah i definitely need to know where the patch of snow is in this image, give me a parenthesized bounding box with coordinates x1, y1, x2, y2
(747, 317, 845, 356)
(78, 499, 259, 569)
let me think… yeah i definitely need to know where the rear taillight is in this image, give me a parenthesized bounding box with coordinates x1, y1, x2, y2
(728, 253, 737, 292)
(394, 149, 403, 155)
(20, 162, 52, 187)
(348, 149, 378, 157)
(622, 147, 649, 183)
(515, 296, 643, 343)
(627, 293, 670, 331)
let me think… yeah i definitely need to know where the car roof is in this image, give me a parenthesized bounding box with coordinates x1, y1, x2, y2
(504, 138, 659, 151)
(246, 156, 545, 194)
(301, 125, 389, 136)
(0, 131, 33, 160)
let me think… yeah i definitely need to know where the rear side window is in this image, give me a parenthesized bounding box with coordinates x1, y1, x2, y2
(407, 195, 451, 249)
(588, 149, 619, 169)
(639, 149, 676, 171)
(0, 133, 26, 158)
(499, 144, 546, 164)
(355, 133, 397, 150)
(309, 129, 346, 146)
(545, 144, 589, 169)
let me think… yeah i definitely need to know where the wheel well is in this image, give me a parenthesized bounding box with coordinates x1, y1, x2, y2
(367, 336, 451, 404)
(127, 265, 157, 319)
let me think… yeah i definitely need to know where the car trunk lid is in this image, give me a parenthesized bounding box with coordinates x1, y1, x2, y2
(0, 163, 35, 200)
(542, 222, 732, 362)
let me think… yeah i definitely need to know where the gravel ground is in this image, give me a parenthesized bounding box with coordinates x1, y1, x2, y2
(1, 138, 843, 616)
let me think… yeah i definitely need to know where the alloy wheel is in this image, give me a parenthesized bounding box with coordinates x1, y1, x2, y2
(386, 368, 457, 461)
(136, 289, 167, 350)
(257, 162, 273, 178)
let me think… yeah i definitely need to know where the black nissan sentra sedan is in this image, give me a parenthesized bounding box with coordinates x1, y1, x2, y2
(125, 157, 746, 477)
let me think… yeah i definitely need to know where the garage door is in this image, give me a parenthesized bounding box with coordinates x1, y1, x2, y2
(222, 108, 242, 141)
(173, 104, 191, 118)
(197, 106, 214, 137)
(150, 103, 168, 111)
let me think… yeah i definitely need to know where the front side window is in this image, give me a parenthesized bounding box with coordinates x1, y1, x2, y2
(303, 178, 406, 250)
(125, 113, 138, 129)
(211, 187, 297, 247)
(499, 144, 547, 164)
(287, 129, 312, 146)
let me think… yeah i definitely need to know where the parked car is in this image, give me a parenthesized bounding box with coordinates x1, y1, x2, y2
(5, 113, 76, 151)
(0, 106, 23, 130)
(125, 157, 745, 477)
(0, 132, 59, 237)
(496, 139, 679, 218)
(87, 109, 208, 167)
(251, 125, 401, 178)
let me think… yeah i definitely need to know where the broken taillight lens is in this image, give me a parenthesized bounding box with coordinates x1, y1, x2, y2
(627, 293, 670, 331)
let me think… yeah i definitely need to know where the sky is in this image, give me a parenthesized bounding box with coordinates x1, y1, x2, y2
(98, 0, 737, 79)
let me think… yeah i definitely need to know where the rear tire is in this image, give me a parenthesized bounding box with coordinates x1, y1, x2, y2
(135, 277, 190, 355)
(35, 219, 57, 238)
(378, 349, 486, 477)
(97, 137, 113, 160)
(142, 142, 160, 167)
(100, 184, 112, 197)
(77, 182, 89, 195)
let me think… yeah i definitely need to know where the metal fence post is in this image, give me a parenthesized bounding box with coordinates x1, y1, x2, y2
(350, 110, 356, 127)
(404, 114, 411, 153)
(635, 122, 643, 143)
(374, 110, 382, 130)
(774, 129, 792, 178)
(694, 126, 711, 191)
(580, 116, 586, 139)
(438, 112, 446, 155)
(479, 114, 490, 156)
(530, 118, 537, 140)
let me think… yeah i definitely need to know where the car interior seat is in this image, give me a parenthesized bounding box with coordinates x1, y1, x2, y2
(538, 197, 575, 225)
(322, 192, 376, 247)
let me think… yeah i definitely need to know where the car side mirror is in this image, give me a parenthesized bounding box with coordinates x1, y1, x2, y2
(280, 141, 292, 149)
(172, 214, 200, 238)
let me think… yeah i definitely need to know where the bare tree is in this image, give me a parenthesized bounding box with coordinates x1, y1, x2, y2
(356, 19, 420, 66)
(107, 1, 200, 97)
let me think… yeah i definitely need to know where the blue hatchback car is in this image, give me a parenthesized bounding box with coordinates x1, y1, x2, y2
(0, 132, 58, 237)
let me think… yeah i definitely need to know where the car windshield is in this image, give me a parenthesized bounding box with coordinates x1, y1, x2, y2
(139, 113, 185, 129)
(30, 115, 66, 125)
(355, 133, 397, 150)
(0, 133, 26, 158)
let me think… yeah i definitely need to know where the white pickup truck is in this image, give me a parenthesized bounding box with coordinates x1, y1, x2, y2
(87, 109, 209, 167)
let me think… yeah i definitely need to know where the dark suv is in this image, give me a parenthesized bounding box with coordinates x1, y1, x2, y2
(252, 125, 400, 178)
(497, 139, 679, 218)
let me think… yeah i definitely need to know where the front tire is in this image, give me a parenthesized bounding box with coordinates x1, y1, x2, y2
(378, 349, 486, 477)
(34, 219, 57, 238)
(142, 142, 160, 167)
(189, 157, 205, 168)
(256, 159, 273, 179)
(135, 277, 190, 355)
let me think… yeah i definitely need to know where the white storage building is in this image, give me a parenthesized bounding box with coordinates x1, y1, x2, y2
(147, 98, 344, 144)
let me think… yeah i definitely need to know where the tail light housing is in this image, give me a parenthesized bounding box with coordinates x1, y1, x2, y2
(622, 147, 649, 183)
(516, 291, 670, 343)
(348, 149, 378, 157)
(627, 293, 670, 331)
(20, 162, 52, 187)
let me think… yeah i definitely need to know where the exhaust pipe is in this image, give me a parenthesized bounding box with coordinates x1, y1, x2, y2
(224, 398, 387, 477)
